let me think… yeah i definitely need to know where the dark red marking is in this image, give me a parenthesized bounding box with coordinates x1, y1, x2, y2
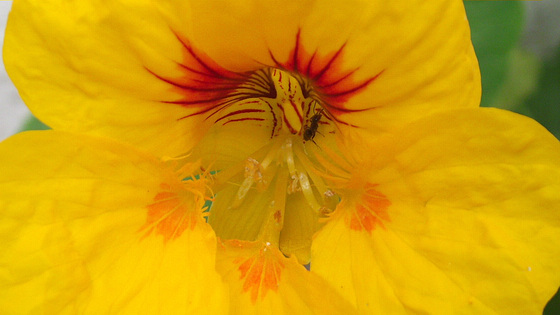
(146, 28, 381, 131)
(305, 51, 317, 77)
(292, 30, 301, 73)
(310, 43, 346, 82)
(175, 32, 235, 79)
(146, 30, 277, 122)
(282, 115, 297, 134)
(269, 29, 384, 118)
(318, 69, 356, 89)
(215, 109, 265, 123)
(222, 117, 265, 126)
(289, 99, 303, 123)
(148, 69, 238, 93)
(322, 72, 383, 99)
(263, 99, 278, 138)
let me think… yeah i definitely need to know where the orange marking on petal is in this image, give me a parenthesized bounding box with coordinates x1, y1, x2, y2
(238, 256, 256, 279)
(140, 183, 201, 242)
(234, 245, 285, 303)
(153, 191, 175, 201)
(347, 184, 391, 234)
(244, 256, 265, 302)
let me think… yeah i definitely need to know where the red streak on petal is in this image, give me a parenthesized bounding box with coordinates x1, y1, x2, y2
(148, 28, 383, 129)
(174, 31, 240, 80)
(282, 115, 297, 134)
(270, 29, 384, 117)
(214, 108, 266, 123)
(146, 30, 250, 119)
(311, 43, 346, 82)
(289, 99, 304, 123)
(222, 117, 265, 126)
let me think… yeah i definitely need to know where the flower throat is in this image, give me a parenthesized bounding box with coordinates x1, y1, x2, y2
(194, 68, 342, 264)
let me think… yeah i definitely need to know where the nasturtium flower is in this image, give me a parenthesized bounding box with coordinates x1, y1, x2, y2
(2, 0, 560, 314)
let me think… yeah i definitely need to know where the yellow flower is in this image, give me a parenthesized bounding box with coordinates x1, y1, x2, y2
(2, 0, 560, 314)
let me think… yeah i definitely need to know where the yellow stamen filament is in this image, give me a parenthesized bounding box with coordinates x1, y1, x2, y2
(260, 137, 284, 169)
(283, 138, 297, 176)
(212, 140, 279, 191)
(212, 160, 246, 189)
(232, 156, 268, 207)
(321, 144, 354, 172)
(232, 176, 254, 208)
(161, 151, 192, 162)
(309, 146, 351, 181)
(293, 144, 330, 195)
(297, 172, 322, 212)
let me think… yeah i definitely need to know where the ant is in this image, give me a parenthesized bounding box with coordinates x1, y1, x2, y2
(303, 108, 324, 143)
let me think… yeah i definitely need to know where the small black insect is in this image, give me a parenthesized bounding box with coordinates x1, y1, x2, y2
(303, 109, 323, 143)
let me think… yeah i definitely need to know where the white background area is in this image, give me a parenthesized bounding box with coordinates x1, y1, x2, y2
(0, 1, 29, 141)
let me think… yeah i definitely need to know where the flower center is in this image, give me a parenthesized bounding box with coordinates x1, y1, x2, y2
(193, 68, 342, 263)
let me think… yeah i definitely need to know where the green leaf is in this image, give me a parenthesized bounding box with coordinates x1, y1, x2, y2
(491, 48, 541, 111)
(521, 47, 560, 140)
(19, 115, 50, 132)
(464, 1, 524, 107)
(545, 287, 560, 315)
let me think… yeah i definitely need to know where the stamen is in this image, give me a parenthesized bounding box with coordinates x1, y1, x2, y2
(319, 143, 354, 172)
(212, 141, 278, 190)
(232, 176, 254, 208)
(287, 174, 301, 194)
(260, 138, 284, 169)
(293, 143, 330, 195)
(297, 172, 322, 212)
(308, 145, 351, 181)
(231, 156, 268, 208)
(282, 138, 297, 176)
(161, 151, 192, 162)
(245, 157, 266, 190)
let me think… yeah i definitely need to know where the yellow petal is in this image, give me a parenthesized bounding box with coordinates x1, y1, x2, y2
(190, 0, 480, 131)
(313, 108, 560, 313)
(6, 0, 479, 158)
(4, 0, 207, 157)
(0, 131, 228, 314)
(216, 240, 357, 314)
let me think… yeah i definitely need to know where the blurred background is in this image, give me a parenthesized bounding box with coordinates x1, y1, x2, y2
(0, 1, 559, 313)
(0, 1, 29, 140)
